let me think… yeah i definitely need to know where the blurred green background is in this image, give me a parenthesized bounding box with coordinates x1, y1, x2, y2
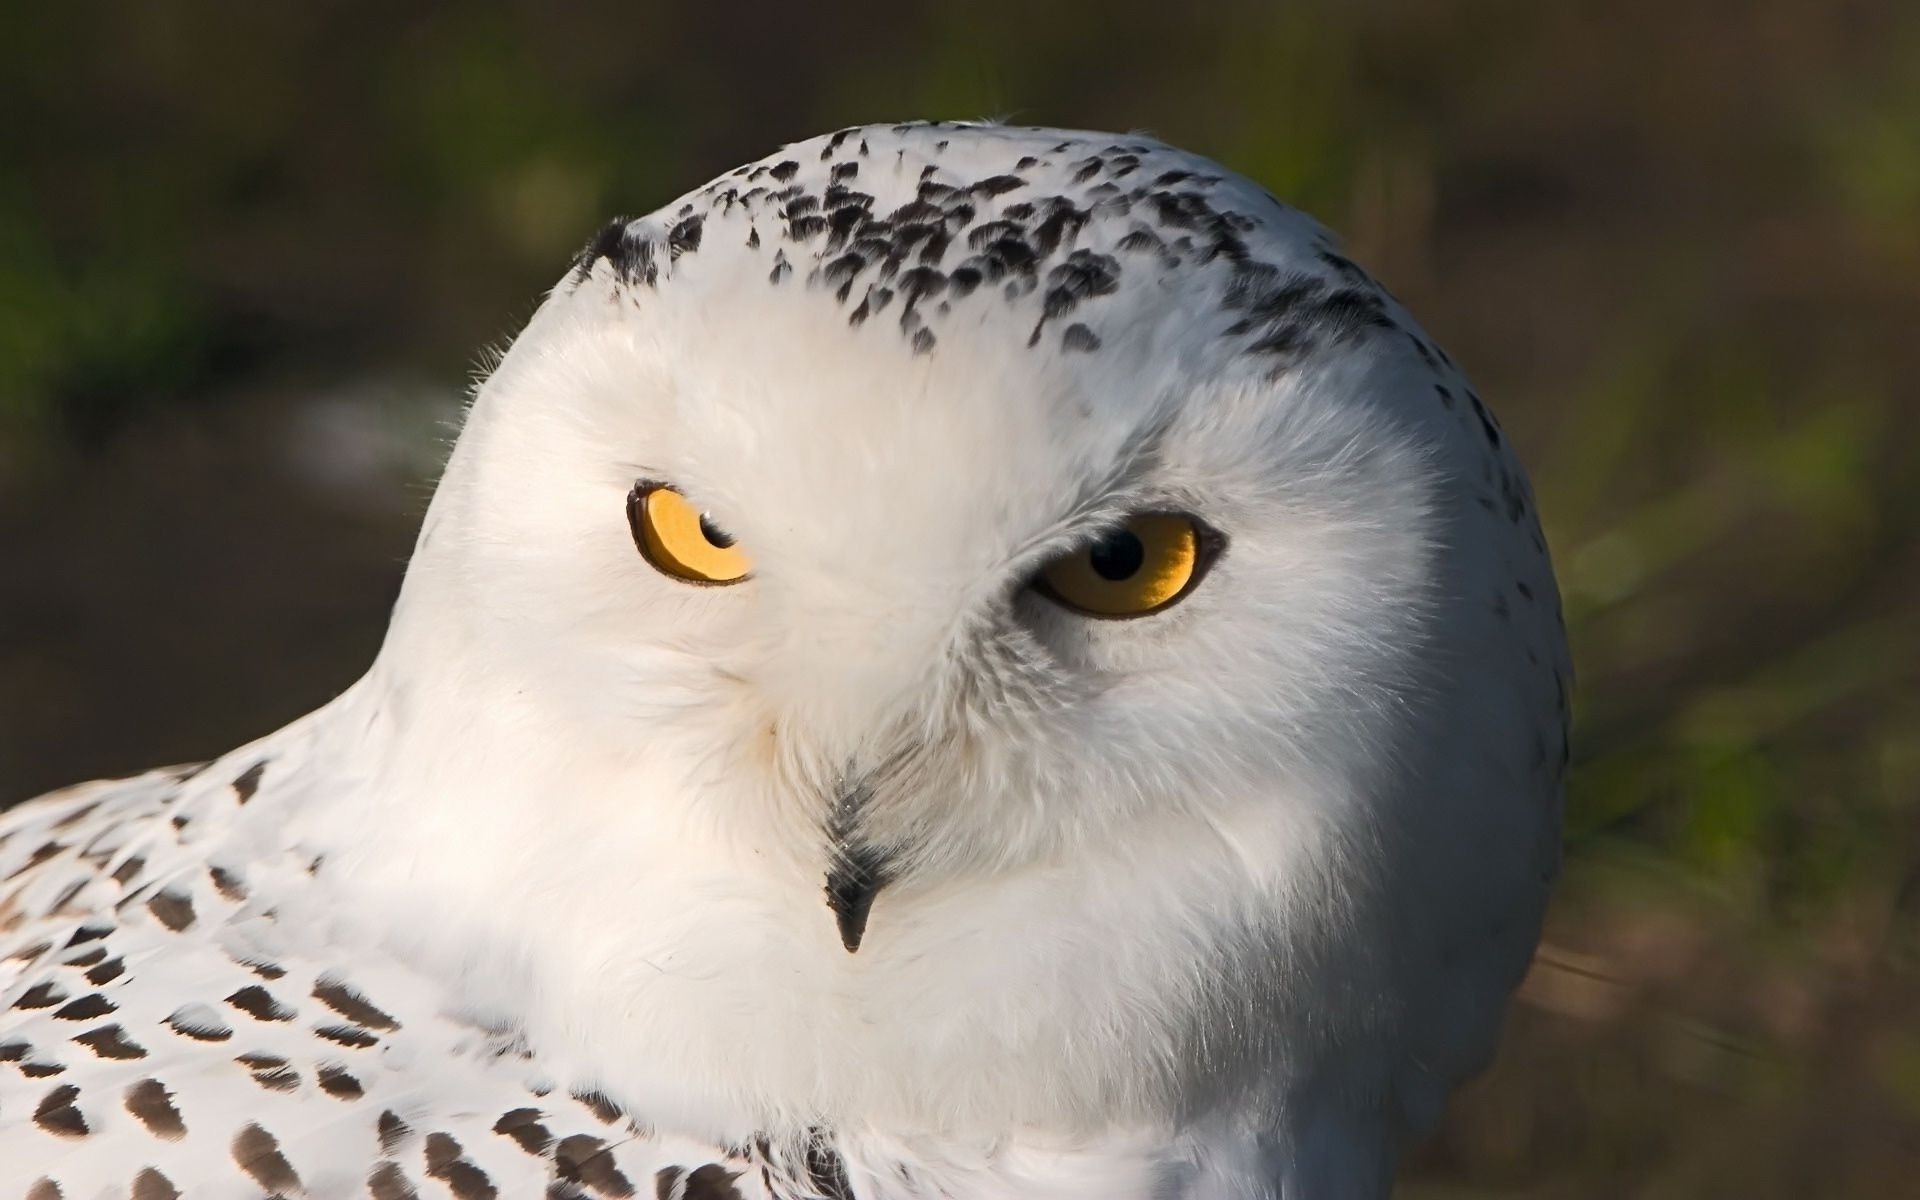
(2, 2, 1917, 1194)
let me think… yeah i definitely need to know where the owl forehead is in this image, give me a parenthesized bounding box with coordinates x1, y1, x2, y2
(543, 123, 1439, 533)
(564, 122, 1404, 385)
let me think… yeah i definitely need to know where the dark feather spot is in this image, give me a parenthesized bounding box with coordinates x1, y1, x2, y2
(82, 956, 124, 985)
(145, 891, 193, 932)
(232, 761, 266, 802)
(125, 1078, 186, 1139)
(225, 984, 293, 1022)
(1062, 324, 1101, 352)
(938, 199, 977, 230)
(805, 1140, 856, 1200)
(897, 266, 947, 307)
(63, 924, 109, 947)
(380, 1110, 414, 1154)
(209, 865, 247, 900)
(52, 992, 116, 1021)
(558, 1133, 636, 1197)
(317, 1064, 365, 1099)
(971, 174, 1025, 196)
(370, 1159, 420, 1198)
(15, 981, 67, 1009)
(425, 1132, 498, 1200)
(573, 1089, 624, 1124)
(668, 215, 704, 260)
(71, 1023, 146, 1059)
(315, 1022, 380, 1047)
(682, 1164, 744, 1200)
(978, 236, 1037, 275)
(34, 1083, 88, 1138)
(822, 251, 868, 290)
(1041, 250, 1120, 317)
(370, 1162, 422, 1200)
(824, 205, 872, 249)
(571, 218, 647, 287)
(233, 1123, 302, 1193)
(493, 1107, 553, 1155)
(131, 1167, 179, 1200)
(27, 1181, 61, 1200)
(165, 1005, 231, 1041)
(238, 1052, 301, 1092)
(1468, 390, 1503, 447)
(312, 979, 400, 1031)
(886, 199, 946, 227)
(965, 219, 1023, 250)
(824, 185, 874, 211)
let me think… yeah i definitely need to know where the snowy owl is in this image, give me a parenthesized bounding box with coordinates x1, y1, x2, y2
(0, 122, 1569, 1199)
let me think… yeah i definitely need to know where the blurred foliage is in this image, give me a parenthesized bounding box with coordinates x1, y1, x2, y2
(2, 1, 1918, 1195)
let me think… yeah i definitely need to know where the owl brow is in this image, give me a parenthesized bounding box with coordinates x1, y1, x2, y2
(629, 474, 733, 522)
(999, 409, 1179, 573)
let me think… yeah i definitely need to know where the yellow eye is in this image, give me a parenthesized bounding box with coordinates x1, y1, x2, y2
(1035, 513, 1219, 619)
(628, 483, 752, 585)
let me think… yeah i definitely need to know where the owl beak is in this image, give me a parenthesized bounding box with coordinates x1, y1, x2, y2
(823, 776, 890, 953)
(824, 845, 887, 953)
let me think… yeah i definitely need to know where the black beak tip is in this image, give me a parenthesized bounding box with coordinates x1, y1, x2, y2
(825, 863, 882, 954)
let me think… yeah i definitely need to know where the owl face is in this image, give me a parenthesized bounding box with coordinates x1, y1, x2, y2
(370, 124, 1565, 1139)
(426, 162, 1442, 944)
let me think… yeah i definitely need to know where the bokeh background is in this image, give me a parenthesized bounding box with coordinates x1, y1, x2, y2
(3, 2, 1917, 1194)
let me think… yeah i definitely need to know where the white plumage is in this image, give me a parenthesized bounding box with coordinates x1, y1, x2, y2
(1, 122, 1569, 1199)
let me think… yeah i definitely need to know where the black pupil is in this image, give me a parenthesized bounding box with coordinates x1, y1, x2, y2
(1088, 529, 1145, 581)
(698, 513, 734, 549)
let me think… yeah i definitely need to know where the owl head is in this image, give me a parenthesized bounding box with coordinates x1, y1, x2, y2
(347, 123, 1570, 1168)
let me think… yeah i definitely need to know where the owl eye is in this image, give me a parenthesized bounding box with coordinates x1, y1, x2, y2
(1034, 513, 1221, 619)
(628, 483, 752, 585)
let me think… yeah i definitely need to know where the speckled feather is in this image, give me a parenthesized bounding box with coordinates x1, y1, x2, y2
(2, 122, 1569, 1200)
(0, 742, 855, 1199)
